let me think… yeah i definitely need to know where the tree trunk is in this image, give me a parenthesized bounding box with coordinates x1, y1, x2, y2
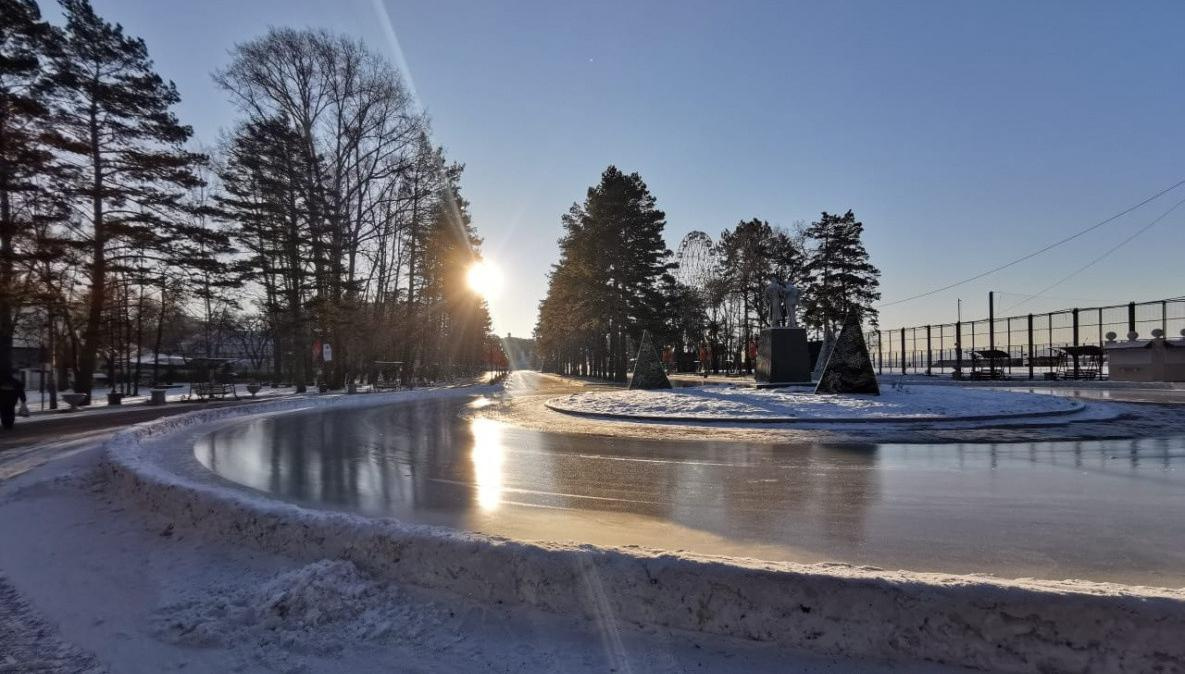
(0, 189, 14, 379)
(133, 281, 145, 394)
(77, 102, 105, 402)
(152, 281, 166, 387)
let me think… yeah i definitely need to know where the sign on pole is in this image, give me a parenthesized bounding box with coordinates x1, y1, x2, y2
(322, 343, 333, 362)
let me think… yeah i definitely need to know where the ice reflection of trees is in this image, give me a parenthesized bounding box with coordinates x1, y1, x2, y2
(536, 436, 882, 553)
(197, 400, 477, 514)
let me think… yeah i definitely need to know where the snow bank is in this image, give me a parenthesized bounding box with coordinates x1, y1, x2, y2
(548, 384, 1084, 422)
(152, 559, 456, 664)
(102, 388, 1185, 673)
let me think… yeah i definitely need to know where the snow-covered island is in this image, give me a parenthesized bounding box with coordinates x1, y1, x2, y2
(547, 384, 1083, 422)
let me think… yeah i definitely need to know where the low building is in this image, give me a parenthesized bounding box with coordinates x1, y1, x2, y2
(1104, 331, 1185, 382)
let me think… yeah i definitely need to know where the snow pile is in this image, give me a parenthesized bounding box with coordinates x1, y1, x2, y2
(103, 385, 1185, 673)
(547, 384, 1083, 422)
(153, 560, 458, 669)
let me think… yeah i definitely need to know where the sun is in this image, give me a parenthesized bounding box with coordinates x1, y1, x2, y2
(466, 259, 504, 299)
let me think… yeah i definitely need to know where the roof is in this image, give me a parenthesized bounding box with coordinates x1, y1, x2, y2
(1104, 339, 1183, 350)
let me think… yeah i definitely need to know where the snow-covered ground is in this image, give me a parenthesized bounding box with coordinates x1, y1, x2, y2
(4, 450, 940, 673)
(0, 385, 973, 673)
(547, 384, 1083, 422)
(85, 384, 1185, 672)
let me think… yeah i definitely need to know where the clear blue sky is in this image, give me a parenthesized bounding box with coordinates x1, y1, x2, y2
(48, 0, 1185, 336)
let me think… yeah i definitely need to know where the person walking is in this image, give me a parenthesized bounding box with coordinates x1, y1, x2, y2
(0, 371, 26, 430)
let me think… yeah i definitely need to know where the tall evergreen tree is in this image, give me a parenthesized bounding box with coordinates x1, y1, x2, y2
(535, 166, 671, 381)
(0, 0, 62, 376)
(49, 0, 204, 398)
(801, 210, 880, 332)
(417, 173, 492, 379)
(217, 117, 315, 391)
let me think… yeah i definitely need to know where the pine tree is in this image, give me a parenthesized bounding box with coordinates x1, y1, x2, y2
(534, 166, 671, 381)
(0, 0, 62, 376)
(801, 210, 880, 332)
(217, 117, 315, 392)
(417, 172, 491, 380)
(49, 0, 204, 398)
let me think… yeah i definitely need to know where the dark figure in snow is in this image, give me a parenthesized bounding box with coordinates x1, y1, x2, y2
(0, 372, 26, 430)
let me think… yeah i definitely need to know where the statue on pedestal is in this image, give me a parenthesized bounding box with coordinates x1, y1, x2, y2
(764, 278, 784, 327)
(764, 277, 800, 329)
(782, 282, 800, 329)
(757, 276, 809, 383)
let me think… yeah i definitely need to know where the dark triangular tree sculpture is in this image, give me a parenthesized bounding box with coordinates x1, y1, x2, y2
(628, 330, 672, 390)
(814, 312, 879, 395)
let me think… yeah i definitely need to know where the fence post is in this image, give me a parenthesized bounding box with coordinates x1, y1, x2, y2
(939, 324, 944, 374)
(1072, 308, 1080, 379)
(1163, 301, 1169, 336)
(1027, 313, 1034, 380)
(1128, 302, 1136, 336)
(900, 327, 906, 375)
(926, 325, 932, 376)
(955, 320, 963, 378)
(1006, 316, 1012, 376)
(988, 291, 996, 374)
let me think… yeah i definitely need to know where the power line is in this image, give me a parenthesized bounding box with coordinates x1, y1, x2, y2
(1002, 195, 1185, 312)
(877, 177, 1185, 308)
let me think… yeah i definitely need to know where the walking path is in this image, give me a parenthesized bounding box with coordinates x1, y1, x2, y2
(0, 393, 303, 481)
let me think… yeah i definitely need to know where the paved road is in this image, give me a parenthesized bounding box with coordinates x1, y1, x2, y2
(195, 372, 1185, 587)
(0, 398, 276, 480)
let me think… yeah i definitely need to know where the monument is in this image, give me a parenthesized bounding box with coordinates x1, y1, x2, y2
(814, 311, 879, 395)
(629, 330, 672, 390)
(755, 277, 812, 385)
(811, 325, 835, 382)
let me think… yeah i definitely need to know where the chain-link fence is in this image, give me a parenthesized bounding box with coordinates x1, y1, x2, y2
(867, 297, 1185, 378)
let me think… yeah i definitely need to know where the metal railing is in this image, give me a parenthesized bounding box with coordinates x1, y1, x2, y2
(866, 297, 1185, 378)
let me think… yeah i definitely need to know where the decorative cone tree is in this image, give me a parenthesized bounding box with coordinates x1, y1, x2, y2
(628, 330, 671, 390)
(814, 312, 879, 395)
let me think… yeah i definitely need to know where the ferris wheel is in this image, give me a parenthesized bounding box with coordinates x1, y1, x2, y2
(674, 231, 717, 290)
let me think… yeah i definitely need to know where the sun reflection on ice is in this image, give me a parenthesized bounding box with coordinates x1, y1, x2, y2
(470, 417, 505, 511)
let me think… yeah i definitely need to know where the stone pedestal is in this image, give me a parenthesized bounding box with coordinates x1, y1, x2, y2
(756, 327, 812, 385)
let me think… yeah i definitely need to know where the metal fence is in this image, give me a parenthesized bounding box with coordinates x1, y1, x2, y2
(866, 297, 1185, 378)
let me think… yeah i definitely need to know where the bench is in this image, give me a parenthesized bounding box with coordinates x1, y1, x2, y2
(190, 382, 239, 401)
